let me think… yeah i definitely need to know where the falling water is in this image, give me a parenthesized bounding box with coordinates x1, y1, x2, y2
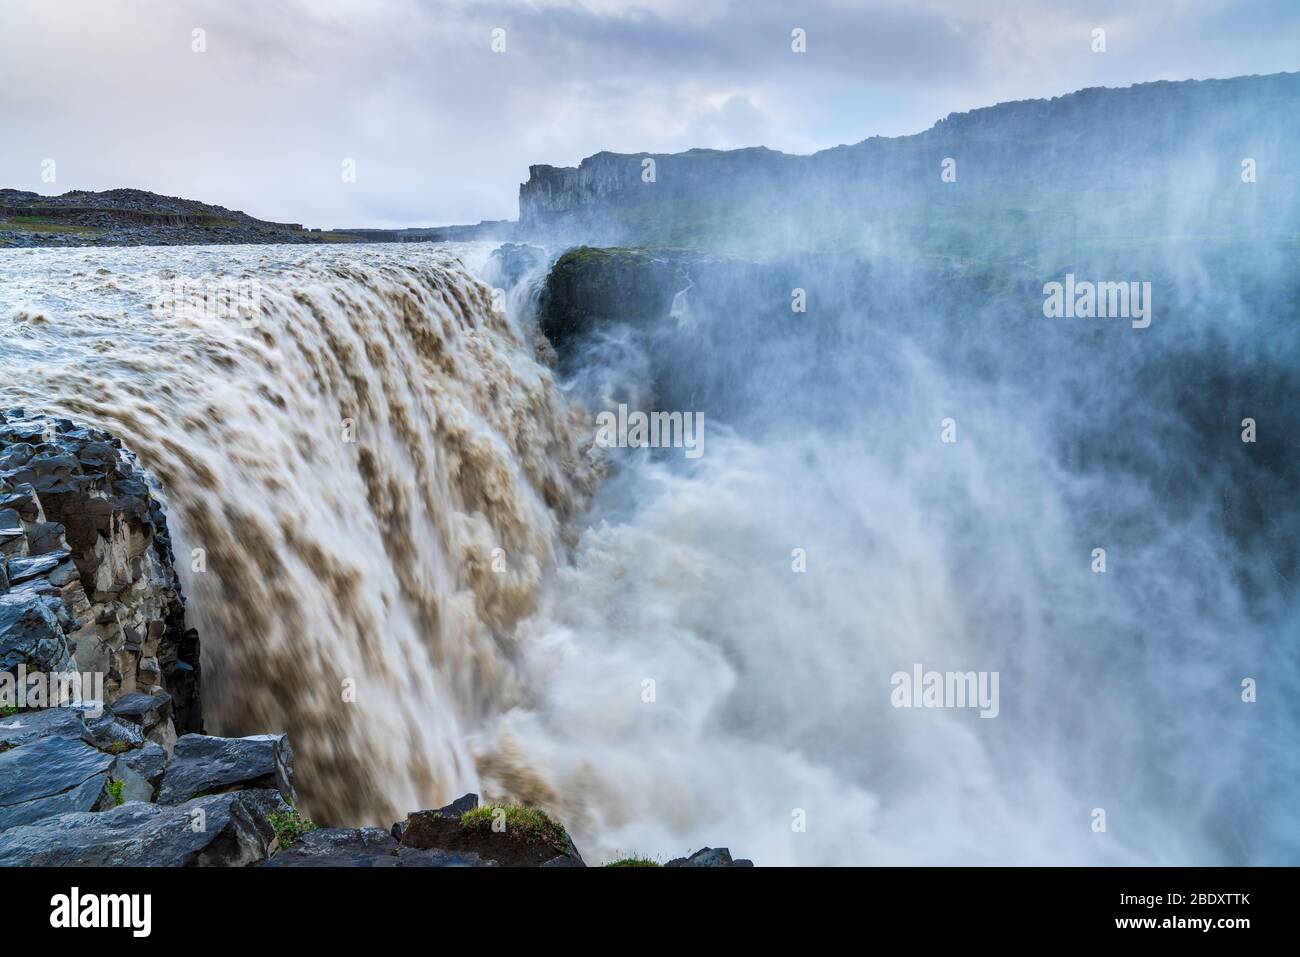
(0, 243, 599, 826)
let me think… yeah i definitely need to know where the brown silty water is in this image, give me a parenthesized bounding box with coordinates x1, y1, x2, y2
(0, 243, 600, 826)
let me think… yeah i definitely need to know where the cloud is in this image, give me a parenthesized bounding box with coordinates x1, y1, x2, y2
(0, 0, 1296, 226)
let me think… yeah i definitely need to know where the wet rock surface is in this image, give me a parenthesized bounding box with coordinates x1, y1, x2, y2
(665, 847, 754, 867)
(0, 788, 288, 866)
(157, 733, 295, 805)
(0, 410, 201, 733)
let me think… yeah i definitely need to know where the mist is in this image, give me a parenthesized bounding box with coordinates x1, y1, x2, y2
(470, 75, 1300, 864)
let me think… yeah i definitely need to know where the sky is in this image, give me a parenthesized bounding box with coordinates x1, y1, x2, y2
(1, 0, 1297, 228)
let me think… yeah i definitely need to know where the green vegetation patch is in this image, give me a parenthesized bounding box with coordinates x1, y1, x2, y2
(269, 806, 319, 848)
(106, 779, 125, 806)
(604, 854, 662, 868)
(0, 216, 99, 236)
(460, 804, 570, 853)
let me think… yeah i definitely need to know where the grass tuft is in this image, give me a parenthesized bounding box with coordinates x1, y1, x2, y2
(460, 804, 570, 852)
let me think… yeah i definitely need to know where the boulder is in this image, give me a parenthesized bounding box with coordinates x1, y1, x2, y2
(393, 794, 585, 867)
(0, 729, 114, 807)
(0, 788, 286, 866)
(0, 707, 87, 748)
(109, 690, 173, 731)
(117, 740, 169, 792)
(665, 847, 754, 867)
(0, 772, 109, 832)
(0, 733, 115, 831)
(108, 755, 157, 804)
(0, 508, 24, 557)
(0, 591, 69, 672)
(390, 791, 478, 842)
(5, 550, 70, 585)
(81, 712, 146, 752)
(157, 733, 295, 805)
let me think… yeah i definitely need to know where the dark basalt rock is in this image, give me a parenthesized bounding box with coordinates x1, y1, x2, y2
(395, 846, 495, 867)
(0, 772, 111, 832)
(535, 245, 795, 367)
(665, 847, 754, 867)
(0, 592, 69, 672)
(0, 733, 115, 831)
(0, 509, 25, 557)
(263, 827, 400, 867)
(0, 411, 202, 734)
(157, 732, 295, 805)
(118, 740, 169, 791)
(109, 690, 173, 732)
(261, 825, 497, 867)
(0, 707, 86, 748)
(389, 791, 479, 843)
(0, 788, 286, 866)
(5, 550, 70, 585)
(81, 712, 147, 752)
(394, 793, 585, 868)
(537, 247, 685, 354)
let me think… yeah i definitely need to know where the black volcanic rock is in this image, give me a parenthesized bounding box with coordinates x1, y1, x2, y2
(0, 788, 287, 866)
(0, 410, 202, 734)
(157, 733, 295, 805)
(0, 592, 68, 673)
(0, 187, 319, 249)
(537, 247, 685, 352)
(665, 847, 754, 867)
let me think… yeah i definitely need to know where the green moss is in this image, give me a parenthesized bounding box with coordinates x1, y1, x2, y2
(0, 216, 99, 236)
(106, 779, 125, 806)
(0, 704, 19, 717)
(102, 740, 133, 755)
(554, 245, 655, 269)
(269, 807, 318, 848)
(604, 854, 662, 867)
(459, 804, 570, 853)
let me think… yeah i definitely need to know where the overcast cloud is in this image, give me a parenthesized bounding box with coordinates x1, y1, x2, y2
(1, 0, 1297, 227)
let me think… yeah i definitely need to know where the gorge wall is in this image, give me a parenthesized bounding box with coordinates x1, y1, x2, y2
(518, 72, 1300, 252)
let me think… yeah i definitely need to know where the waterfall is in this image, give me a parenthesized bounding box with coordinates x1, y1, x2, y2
(2, 240, 1295, 864)
(0, 244, 599, 826)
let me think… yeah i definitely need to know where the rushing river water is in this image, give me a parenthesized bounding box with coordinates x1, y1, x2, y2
(1, 241, 1295, 865)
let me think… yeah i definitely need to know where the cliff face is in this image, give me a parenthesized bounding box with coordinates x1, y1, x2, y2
(1, 411, 201, 739)
(518, 72, 1300, 251)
